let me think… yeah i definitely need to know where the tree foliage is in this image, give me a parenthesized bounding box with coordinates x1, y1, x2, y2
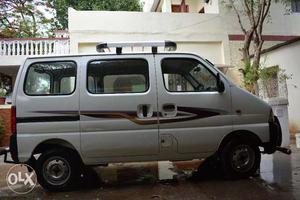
(48, 0, 143, 29)
(0, 0, 54, 38)
(0, 0, 142, 38)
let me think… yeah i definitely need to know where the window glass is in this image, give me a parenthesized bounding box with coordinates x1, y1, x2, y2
(163, 73, 194, 91)
(24, 61, 76, 95)
(60, 77, 75, 94)
(161, 58, 217, 92)
(87, 59, 149, 94)
(292, 0, 300, 12)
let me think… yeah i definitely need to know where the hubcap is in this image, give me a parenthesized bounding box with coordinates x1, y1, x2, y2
(43, 156, 71, 186)
(231, 145, 255, 172)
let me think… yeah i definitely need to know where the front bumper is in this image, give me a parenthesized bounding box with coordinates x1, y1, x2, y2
(0, 134, 19, 164)
(263, 116, 290, 154)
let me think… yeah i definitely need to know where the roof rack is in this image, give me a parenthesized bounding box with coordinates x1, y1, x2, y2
(96, 41, 177, 54)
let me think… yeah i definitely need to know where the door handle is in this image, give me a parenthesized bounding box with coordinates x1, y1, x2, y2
(137, 104, 153, 118)
(162, 104, 176, 112)
(162, 103, 177, 117)
(142, 105, 148, 117)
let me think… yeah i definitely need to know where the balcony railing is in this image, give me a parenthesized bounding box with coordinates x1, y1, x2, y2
(0, 38, 70, 56)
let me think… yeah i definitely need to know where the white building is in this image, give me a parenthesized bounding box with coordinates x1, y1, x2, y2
(68, 0, 300, 85)
(258, 37, 300, 131)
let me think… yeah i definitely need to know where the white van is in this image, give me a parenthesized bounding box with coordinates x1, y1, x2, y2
(0, 41, 289, 191)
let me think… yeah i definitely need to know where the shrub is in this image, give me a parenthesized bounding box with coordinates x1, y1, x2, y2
(0, 88, 7, 98)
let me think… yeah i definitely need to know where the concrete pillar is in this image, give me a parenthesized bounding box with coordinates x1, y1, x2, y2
(267, 97, 290, 147)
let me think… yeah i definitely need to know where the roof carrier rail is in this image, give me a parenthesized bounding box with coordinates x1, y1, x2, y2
(96, 41, 177, 54)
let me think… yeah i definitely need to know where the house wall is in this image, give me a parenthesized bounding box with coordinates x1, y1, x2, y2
(260, 40, 300, 130)
(69, 2, 300, 84)
(166, 0, 219, 13)
(69, 8, 231, 67)
(162, 0, 172, 12)
(0, 56, 26, 67)
(170, 0, 204, 13)
(147, 0, 219, 13)
(204, 0, 219, 14)
(142, 0, 155, 12)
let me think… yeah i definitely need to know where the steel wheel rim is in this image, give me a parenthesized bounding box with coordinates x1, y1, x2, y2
(42, 156, 71, 186)
(231, 144, 255, 173)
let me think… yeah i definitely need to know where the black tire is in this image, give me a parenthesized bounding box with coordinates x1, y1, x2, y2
(78, 166, 102, 188)
(35, 148, 81, 191)
(26, 156, 37, 172)
(220, 138, 261, 179)
(193, 154, 222, 180)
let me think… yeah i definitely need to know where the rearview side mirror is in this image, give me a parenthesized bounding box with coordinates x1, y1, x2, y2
(217, 73, 225, 93)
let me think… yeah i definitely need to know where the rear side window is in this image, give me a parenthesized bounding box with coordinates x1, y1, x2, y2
(24, 61, 76, 95)
(87, 59, 149, 94)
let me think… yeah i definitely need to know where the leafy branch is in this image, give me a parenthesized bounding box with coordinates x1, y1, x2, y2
(223, 0, 296, 95)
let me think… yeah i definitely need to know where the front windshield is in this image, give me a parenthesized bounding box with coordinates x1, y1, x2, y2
(161, 58, 218, 92)
(189, 64, 218, 91)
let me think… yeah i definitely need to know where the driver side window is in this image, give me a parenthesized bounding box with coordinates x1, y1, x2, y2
(161, 58, 218, 92)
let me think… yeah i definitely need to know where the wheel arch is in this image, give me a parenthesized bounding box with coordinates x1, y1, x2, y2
(32, 139, 82, 161)
(217, 130, 263, 154)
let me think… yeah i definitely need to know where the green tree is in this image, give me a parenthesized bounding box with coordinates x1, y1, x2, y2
(48, 0, 142, 29)
(0, 0, 54, 38)
(223, 0, 296, 94)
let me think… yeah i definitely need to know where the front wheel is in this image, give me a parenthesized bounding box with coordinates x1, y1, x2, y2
(35, 148, 81, 191)
(220, 138, 261, 179)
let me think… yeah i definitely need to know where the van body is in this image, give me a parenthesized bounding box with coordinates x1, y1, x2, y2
(5, 42, 283, 191)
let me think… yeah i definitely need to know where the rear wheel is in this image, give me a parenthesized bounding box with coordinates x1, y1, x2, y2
(220, 138, 261, 179)
(36, 148, 81, 191)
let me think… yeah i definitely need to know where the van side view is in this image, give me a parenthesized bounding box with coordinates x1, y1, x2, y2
(0, 41, 290, 191)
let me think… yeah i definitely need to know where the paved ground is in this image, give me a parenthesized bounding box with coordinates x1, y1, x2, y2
(0, 144, 299, 200)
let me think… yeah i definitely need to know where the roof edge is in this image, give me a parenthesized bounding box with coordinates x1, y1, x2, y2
(251, 36, 300, 58)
